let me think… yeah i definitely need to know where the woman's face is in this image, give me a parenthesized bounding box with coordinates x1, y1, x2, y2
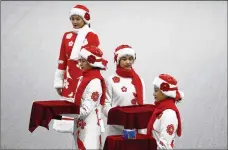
(153, 87, 168, 102)
(79, 58, 93, 71)
(71, 15, 85, 29)
(119, 55, 134, 70)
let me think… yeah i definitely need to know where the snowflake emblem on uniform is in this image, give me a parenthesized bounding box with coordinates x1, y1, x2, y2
(58, 60, 64, 64)
(121, 86, 127, 92)
(63, 79, 69, 89)
(91, 91, 99, 102)
(131, 99, 136, 105)
(77, 119, 86, 129)
(166, 124, 175, 135)
(68, 41, 74, 47)
(66, 33, 73, 39)
(112, 76, 120, 83)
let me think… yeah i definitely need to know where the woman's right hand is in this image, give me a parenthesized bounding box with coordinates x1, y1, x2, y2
(56, 88, 62, 96)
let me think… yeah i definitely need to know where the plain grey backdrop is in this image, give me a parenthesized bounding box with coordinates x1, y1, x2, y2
(1, 1, 227, 149)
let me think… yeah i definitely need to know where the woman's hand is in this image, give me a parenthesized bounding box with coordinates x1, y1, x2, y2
(56, 88, 62, 96)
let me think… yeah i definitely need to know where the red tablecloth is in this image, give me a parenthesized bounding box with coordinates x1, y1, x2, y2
(107, 104, 155, 129)
(29, 100, 79, 133)
(103, 134, 157, 150)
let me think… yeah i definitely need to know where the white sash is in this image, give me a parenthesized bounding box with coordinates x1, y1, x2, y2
(70, 25, 93, 61)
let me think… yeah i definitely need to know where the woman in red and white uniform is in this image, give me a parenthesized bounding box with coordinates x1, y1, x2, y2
(53, 4, 100, 132)
(54, 4, 100, 102)
(69, 45, 107, 149)
(102, 44, 146, 136)
(147, 74, 184, 149)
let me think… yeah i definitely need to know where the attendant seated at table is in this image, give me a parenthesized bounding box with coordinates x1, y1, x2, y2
(102, 44, 147, 137)
(147, 74, 184, 149)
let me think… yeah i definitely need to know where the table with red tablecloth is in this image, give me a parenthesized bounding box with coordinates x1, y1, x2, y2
(104, 104, 157, 150)
(107, 104, 155, 129)
(103, 134, 157, 150)
(28, 100, 79, 133)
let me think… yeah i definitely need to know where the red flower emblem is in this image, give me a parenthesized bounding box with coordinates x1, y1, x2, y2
(77, 119, 86, 129)
(160, 82, 170, 91)
(131, 99, 137, 105)
(87, 55, 96, 64)
(91, 91, 99, 102)
(84, 12, 90, 21)
(112, 76, 120, 83)
(121, 86, 127, 92)
(166, 124, 175, 135)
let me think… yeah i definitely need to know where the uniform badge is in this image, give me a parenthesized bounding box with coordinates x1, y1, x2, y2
(58, 60, 64, 64)
(121, 86, 127, 92)
(166, 124, 175, 135)
(91, 91, 99, 102)
(66, 33, 73, 39)
(77, 119, 86, 129)
(68, 41, 74, 47)
(112, 76, 120, 83)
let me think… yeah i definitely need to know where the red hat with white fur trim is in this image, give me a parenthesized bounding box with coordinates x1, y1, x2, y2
(153, 74, 184, 101)
(79, 46, 108, 69)
(69, 4, 91, 24)
(114, 45, 136, 64)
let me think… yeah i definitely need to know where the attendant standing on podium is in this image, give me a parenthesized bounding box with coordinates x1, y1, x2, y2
(52, 4, 100, 133)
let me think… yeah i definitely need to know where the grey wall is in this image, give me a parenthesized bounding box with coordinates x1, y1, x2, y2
(1, 1, 227, 149)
